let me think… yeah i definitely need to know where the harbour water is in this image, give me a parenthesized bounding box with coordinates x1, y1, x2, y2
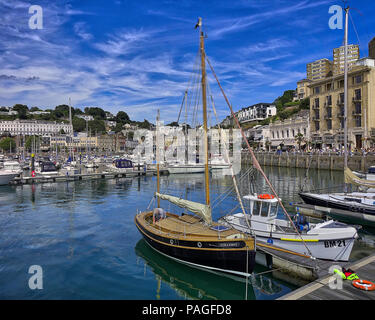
(1, 166, 374, 300)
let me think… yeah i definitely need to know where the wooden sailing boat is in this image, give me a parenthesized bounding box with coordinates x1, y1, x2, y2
(135, 18, 256, 277)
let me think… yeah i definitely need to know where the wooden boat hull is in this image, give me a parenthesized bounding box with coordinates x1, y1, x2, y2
(135, 213, 256, 277)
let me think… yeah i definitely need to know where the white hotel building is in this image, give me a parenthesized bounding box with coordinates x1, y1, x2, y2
(237, 103, 277, 124)
(0, 120, 73, 136)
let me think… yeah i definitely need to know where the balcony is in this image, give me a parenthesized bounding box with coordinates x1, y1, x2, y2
(312, 116, 320, 121)
(352, 110, 362, 116)
(312, 104, 320, 110)
(324, 114, 332, 120)
(352, 96, 362, 102)
(337, 100, 344, 106)
(337, 113, 344, 118)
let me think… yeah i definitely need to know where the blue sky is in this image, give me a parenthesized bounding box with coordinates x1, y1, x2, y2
(0, 0, 374, 123)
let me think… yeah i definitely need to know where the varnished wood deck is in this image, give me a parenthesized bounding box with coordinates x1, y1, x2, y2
(136, 211, 255, 249)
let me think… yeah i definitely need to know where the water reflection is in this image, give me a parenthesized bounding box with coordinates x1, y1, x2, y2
(135, 239, 294, 300)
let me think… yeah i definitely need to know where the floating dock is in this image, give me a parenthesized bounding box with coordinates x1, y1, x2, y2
(255, 241, 350, 284)
(278, 253, 375, 300)
(9, 169, 169, 185)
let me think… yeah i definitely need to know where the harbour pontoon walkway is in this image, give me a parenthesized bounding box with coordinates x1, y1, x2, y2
(278, 253, 375, 300)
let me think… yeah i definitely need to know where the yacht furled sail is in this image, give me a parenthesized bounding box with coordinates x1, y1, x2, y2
(135, 18, 256, 277)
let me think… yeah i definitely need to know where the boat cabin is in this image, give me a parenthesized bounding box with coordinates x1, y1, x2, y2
(243, 194, 280, 232)
(40, 161, 58, 173)
(368, 166, 375, 174)
(114, 159, 133, 169)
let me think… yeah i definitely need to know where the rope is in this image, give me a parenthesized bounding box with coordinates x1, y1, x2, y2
(206, 56, 315, 261)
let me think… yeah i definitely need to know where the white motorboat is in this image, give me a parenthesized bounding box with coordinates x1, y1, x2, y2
(3, 161, 23, 175)
(220, 193, 358, 261)
(106, 159, 134, 173)
(0, 170, 19, 185)
(209, 155, 231, 170)
(166, 161, 206, 174)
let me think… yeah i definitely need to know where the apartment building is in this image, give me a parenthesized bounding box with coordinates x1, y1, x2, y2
(296, 78, 312, 100)
(237, 103, 276, 124)
(0, 120, 72, 136)
(307, 59, 332, 81)
(333, 44, 360, 75)
(309, 64, 375, 150)
(369, 37, 375, 59)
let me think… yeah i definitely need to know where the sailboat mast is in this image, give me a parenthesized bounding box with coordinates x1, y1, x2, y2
(199, 18, 210, 207)
(344, 6, 349, 169)
(156, 109, 160, 208)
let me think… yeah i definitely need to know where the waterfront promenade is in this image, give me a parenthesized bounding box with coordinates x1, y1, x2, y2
(242, 151, 375, 172)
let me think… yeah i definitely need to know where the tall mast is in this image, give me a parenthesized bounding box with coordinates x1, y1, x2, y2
(156, 109, 160, 208)
(344, 6, 349, 169)
(198, 18, 210, 207)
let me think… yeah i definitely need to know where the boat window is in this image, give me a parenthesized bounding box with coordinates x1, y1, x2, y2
(269, 202, 278, 217)
(252, 201, 260, 216)
(369, 167, 375, 174)
(260, 202, 269, 217)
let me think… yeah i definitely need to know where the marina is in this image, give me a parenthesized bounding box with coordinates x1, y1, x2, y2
(1, 166, 375, 300)
(1, 0, 375, 305)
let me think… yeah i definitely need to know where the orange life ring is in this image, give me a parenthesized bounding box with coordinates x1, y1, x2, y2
(352, 279, 375, 291)
(258, 194, 275, 200)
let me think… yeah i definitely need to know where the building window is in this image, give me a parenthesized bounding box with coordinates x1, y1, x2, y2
(326, 95, 332, 106)
(355, 102, 362, 114)
(355, 116, 361, 127)
(353, 75, 362, 84)
(314, 98, 319, 108)
(315, 122, 320, 131)
(327, 120, 332, 130)
(313, 86, 321, 94)
(354, 89, 361, 101)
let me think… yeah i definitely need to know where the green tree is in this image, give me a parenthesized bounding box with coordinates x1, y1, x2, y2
(299, 97, 310, 110)
(12, 104, 29, 119)
(30, 106, 41, 112)
(54, 105, 71, 118)
(0, 137, 16, 152)
(25, 136, 40, 152)
(72, 116, 86, 132)
(115, 111, 130, 123)
(88, 119, 106, 134)
(85, 107, 106, 120)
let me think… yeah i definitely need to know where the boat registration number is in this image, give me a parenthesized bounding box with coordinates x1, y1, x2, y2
(324, 240, 346, 248)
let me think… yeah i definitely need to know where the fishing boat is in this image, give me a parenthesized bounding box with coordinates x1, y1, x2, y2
(299, 7, 375, 219)
(220, 194, 358, 261)
(135, 18, 256, 278)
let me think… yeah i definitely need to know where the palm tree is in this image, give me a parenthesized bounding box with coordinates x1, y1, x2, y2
(294, 133, 305, 150)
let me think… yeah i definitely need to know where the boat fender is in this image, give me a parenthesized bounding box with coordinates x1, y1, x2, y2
(31, 170, 36, 177)
(352, 279, 375, 291)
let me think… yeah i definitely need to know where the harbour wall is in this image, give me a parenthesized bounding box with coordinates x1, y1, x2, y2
(241, 152, 375, 171)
